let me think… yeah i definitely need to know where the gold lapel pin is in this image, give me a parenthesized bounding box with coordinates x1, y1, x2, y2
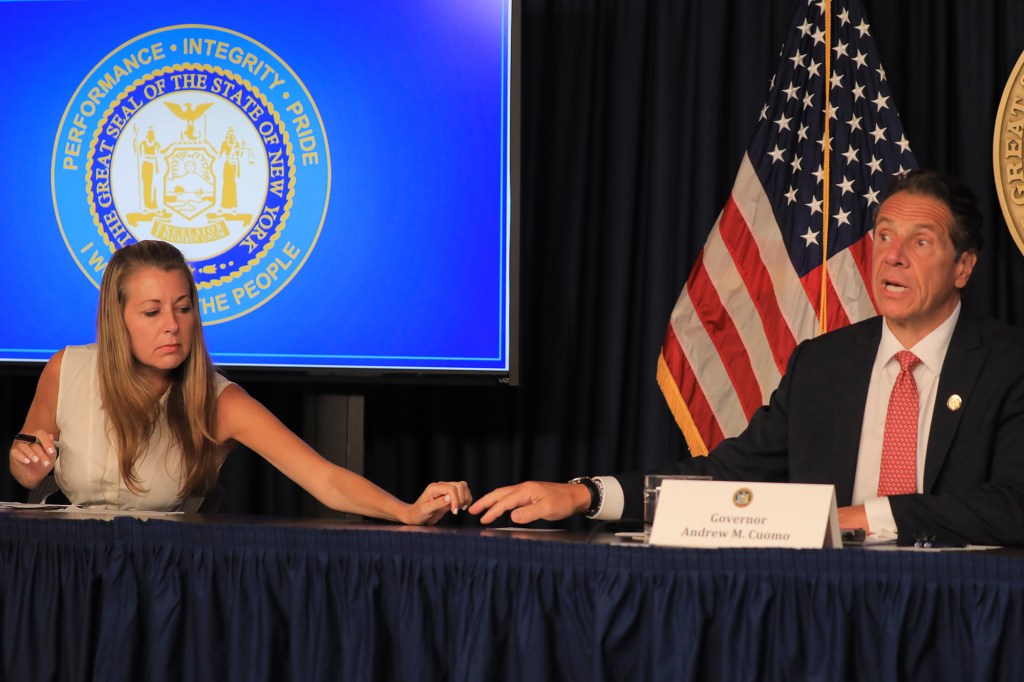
(947, 394, 963, 411)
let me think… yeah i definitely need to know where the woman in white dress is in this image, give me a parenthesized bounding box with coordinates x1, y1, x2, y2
(9, 240, 471, 522)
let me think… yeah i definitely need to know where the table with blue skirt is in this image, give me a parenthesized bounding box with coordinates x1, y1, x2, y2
(1, 511, 1022, 681)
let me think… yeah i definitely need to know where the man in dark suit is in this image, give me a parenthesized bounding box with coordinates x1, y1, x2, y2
(470, 170, 1024, 546)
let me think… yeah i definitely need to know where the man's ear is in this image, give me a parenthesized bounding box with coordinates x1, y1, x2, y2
(954, 250, 978, 289)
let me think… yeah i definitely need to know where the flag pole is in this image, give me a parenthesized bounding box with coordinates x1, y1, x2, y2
(819, 0, 833, 336)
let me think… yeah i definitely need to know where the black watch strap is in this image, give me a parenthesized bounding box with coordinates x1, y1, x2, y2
(568, 476, 601, 517)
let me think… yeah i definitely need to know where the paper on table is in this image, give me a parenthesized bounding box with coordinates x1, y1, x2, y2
(862, 529, 898, 546)
(44, 505, 184, 518)
(0, 501, 70, 510)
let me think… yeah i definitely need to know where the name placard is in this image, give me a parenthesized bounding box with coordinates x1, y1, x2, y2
(649, 480, 841, 549)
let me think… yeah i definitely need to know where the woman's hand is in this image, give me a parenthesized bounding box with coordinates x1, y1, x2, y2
(9, 431, 59, 490)
(402, 480, 474, 525)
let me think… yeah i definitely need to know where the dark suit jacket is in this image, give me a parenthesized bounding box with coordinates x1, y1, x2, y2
(618, 311, 1024, 546)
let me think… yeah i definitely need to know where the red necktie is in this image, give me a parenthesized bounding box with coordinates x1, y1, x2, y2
(877, 350, 922, 496)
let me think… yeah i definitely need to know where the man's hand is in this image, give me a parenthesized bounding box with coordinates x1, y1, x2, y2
(838, 504, 869, 531)
(469, 481, 591, 524)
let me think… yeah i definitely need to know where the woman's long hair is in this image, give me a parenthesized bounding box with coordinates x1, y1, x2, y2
(96, 240, 220, 498)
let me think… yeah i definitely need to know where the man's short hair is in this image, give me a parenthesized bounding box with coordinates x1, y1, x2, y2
(883, 169, 984, 258)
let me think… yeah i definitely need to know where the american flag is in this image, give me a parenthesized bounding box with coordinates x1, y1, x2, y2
(657, 0, 917, 455)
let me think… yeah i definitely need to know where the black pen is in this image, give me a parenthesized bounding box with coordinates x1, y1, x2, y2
(13, 433, 62, 450)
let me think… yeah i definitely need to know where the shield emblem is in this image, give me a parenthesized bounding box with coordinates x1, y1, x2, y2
(162, 142, 217, 219)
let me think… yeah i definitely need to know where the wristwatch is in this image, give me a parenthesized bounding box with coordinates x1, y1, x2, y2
(568, 476, 604, 518)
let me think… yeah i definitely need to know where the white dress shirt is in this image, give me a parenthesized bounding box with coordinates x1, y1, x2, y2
(853, 303, 960, 534)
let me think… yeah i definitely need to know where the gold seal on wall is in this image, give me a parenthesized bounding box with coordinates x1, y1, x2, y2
(994, 51, 1024, 257)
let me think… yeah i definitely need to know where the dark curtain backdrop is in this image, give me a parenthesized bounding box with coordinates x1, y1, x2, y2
(3, 0, 1024, 522)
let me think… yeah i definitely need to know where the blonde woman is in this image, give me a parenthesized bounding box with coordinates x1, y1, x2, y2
(10, 240, 470, 522)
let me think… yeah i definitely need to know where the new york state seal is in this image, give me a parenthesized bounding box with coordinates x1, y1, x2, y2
(994, 48, 1024, 258)
(52, 24, 330, 324)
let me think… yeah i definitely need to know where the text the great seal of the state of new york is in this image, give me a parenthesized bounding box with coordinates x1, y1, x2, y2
(51, 24, 330, 324)
(993, 49, 1024, 258)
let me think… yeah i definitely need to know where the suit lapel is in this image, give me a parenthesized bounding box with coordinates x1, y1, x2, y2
(923, 313, 984, 492)
(831, 319, 882, 506)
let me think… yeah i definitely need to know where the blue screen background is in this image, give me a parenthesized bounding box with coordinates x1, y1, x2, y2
(0, 0, 512, 372)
